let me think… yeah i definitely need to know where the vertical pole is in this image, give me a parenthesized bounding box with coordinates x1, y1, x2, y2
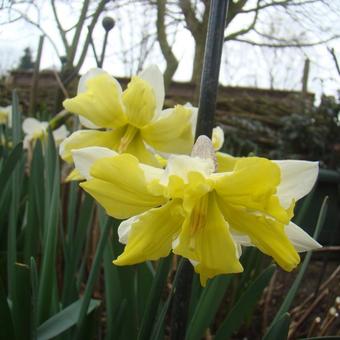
(29, 35, 44, 115)
(195, 0, 229, 140)
(301, 58, 310, 113)
(170, 1, 229, 339)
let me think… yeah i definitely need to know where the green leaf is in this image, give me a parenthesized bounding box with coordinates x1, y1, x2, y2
(150, 260, 185, 340)
(74, 209, 112, 340)
(24, 142, 44, 263)
(298, 337, 340, 340)
(11, 91, 21, 146)
(12, 263, 31, 340)
(214, 265, 276, 340)
(185, 274, 233, 340)
(30, 258, 39, 340)
(0, 143, 23, 238)
(37, 298, 101, 340)
(0, 142, 23, 192)
(62, 192, 95, 307)
(0, 276, 15, 340)
(98, 210, 123, 340)
(263, 313, 290, 340)
(138, 256, 172, 340)
(38, 152, 60, 323)
(265, 197, 328, 336)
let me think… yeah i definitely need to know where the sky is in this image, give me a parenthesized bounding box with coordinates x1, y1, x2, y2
(0, 0, 339, 101)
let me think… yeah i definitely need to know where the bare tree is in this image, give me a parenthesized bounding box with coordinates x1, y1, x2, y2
(1, 0, 110, 86)
(151, 0, 339, 94)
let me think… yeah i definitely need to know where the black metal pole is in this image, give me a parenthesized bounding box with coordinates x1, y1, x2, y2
(195, 0, 229, 140)
(170, 1, 229, 339)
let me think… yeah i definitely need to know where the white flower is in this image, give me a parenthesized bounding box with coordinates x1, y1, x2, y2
(22, 117, 69, 149)
(0, 105, 12, 127)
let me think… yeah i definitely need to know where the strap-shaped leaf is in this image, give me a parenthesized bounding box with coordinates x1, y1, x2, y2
(185, 274, 232, 340)
(37, 298, 100, 340)
(138, 255, 172, 340)
(265, 197, 328, 336)
(0, 277, 15, 340)
(263, 313, 290, 340)
(214, 265, 276, 340)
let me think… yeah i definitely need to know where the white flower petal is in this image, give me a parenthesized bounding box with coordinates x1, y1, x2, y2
(160, 155, 214, 185)
(22, 117, 47, 135)
(52, 125, 69, 145)
(274, 160, 319, 208)
(139, 163, 164, 183)
(285, 222, 321, 252)
(72, 146, 117, 180)
(139, 65, 164, 115)
(118, 215, 140, 244)
(189, 105, 198, 135)
(231, 232, 252, 247)
(23, 135, 31, 149)
(77, 68, 123, 129)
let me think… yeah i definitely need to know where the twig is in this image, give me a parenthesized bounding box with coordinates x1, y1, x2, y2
(288, 288, 329, 339)
(290, 265, 340, 315)
(307, 316, 321, 337)
(53, 71, 69, 99)
(319, 307, 338, 336)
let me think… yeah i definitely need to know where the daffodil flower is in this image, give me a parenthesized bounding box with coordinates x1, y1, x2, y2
(0, 105, 12, 127)
(72, 138, 320, 286)
(60, 65, 224, 170)
(23, 117, 69, 149)
(60, 66, 192, 167)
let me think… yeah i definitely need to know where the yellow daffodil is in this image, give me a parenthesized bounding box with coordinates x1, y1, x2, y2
(72, 137, 320, 286)
(23, 117, 69, 149)
(60, 66, 225, 171)
(60, 66, 193, 168)
(0, 105, 12, 126)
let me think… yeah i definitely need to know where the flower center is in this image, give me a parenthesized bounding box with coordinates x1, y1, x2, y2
(118, 125, 138, 153)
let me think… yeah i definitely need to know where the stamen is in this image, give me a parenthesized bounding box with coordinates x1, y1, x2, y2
(118, 125, 138, 153)
(191, 135, 217, 172)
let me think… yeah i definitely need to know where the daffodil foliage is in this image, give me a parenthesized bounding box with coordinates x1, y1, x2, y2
(72, 141, 320, 286)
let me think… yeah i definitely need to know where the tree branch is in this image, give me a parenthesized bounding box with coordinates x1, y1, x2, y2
(240, 0, 320, 13)
(328, 47, 340, 76)
(6, 7, 60, 58)
(226, 0, 248, 27)
(156, 0, 178, 89)
(225, 0, 260, 41)
(64, 0, 108, 85)
(179, 0, 201, 39)
(67, 0, 90, 66)
(233, 35, 340, 48)
(51, 0, 69, 51)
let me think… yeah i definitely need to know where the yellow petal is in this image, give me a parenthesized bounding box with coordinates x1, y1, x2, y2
(214, 157, 290, 224)
(125, 133, 161, 167)
(141, 105, 194, 154)
(122, 76, 156, 127)
(80, 154, 166, 219)
(63, 72, 127, 129)
(65, 168, 83, 182)
(212, 126, 224, 151)
(174, 193, 243, 286)
(220, 204, 300, 271)
(216, 152, 237, 172)
(59, 129, 123, 163)
(113, 200, 183, 265)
